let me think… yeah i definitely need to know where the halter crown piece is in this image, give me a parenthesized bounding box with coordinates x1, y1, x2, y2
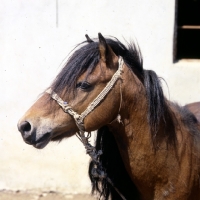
(46, 57, 126, 200)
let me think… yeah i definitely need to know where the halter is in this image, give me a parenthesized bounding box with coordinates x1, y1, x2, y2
(46, 56, 124, 131)
(46, 56, 126, 200)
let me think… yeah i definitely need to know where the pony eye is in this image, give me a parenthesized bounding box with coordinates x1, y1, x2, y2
(76, 81, 91, 90)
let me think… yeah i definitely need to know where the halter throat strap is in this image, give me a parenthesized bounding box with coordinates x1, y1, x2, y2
(46, 56, 124, 131)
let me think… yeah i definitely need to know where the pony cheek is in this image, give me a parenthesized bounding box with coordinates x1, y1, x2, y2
(83, 114, 107, 132)
(52, 111, 79, 133)
(83, 106, 117, 132)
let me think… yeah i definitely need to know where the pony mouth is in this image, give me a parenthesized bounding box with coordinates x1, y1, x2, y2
(50, 129, 76, 141)
(33, 132, 51, 149)
(32, 129, 75, 149)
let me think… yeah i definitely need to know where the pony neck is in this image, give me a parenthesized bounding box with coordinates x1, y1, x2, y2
(108, 64, 177, 154)
(108, 64, 151, 166)
(107, 65, 167, 198)
(117, 64, 150, 138)
(107, 65, 200, 199)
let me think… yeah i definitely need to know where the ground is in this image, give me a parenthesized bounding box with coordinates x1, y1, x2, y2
(0, 190, 97, 200)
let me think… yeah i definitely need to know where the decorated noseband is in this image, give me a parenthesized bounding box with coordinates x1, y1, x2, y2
(46, 56, 124, 132)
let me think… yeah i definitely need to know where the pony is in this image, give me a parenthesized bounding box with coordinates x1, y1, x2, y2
(18, 33, 200, 200)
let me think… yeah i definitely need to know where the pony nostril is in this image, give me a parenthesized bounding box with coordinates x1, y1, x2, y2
(19, 121, 31, 134)
(18, 121, 35, 145)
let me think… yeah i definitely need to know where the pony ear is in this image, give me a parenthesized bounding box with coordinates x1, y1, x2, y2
(98, 33, 117, 65)
(98, 33, 107, 62)
(85, 34, 94, 43)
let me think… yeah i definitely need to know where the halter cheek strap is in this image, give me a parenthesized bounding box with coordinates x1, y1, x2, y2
(46, 56, 124, 131)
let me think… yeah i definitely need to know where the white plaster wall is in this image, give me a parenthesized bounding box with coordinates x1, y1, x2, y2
(0, 0, 199, 194)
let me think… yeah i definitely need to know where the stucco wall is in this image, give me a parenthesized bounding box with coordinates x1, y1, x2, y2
(0, 0, 199, 194)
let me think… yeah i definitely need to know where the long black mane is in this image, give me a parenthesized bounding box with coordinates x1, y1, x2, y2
(50, 36, 177, 199)
(51, 37, 143, 93)
(51, 38, 143, 92)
